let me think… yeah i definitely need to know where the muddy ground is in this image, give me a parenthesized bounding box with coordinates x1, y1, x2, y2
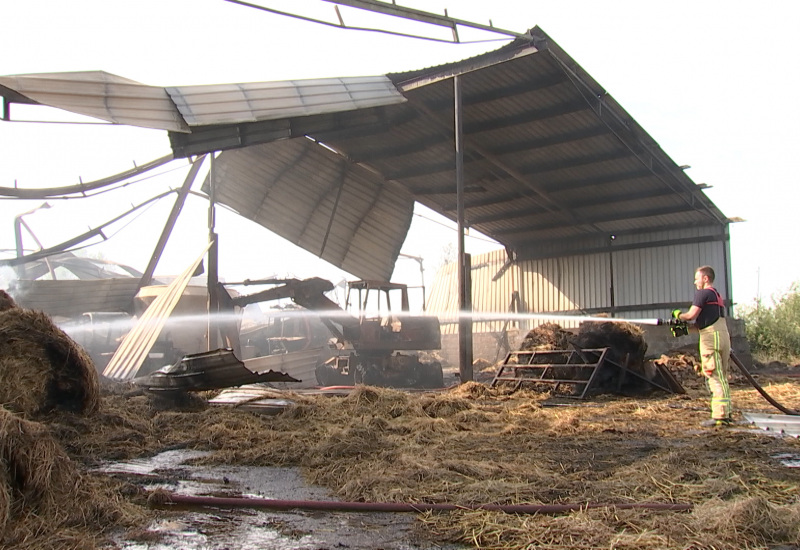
(3, 359, 800, 550)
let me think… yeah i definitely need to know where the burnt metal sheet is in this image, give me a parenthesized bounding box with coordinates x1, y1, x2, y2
(241, 347, 325, 378)
(204, 137, 414, 282)
(743, 412, 800, 438)
(0, 71, 189, 132)
(133, 348, 300, 392)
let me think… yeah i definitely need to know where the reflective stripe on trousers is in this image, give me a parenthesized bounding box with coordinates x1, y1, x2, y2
(699, 317, 732, 420)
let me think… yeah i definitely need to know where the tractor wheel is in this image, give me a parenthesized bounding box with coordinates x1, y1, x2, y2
(418, 361, 444, 389)
(315, 363, 354, 387)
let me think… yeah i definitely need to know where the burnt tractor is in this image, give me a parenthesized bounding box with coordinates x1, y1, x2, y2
(229, 278, 443, 389)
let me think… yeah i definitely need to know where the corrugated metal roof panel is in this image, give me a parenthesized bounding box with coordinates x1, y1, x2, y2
(0, 71, 189, 132)
(205, 137, 413, 281)
(168, 76, 405, 126)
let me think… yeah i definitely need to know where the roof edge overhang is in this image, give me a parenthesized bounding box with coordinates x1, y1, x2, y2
(392, 41, 539, 92)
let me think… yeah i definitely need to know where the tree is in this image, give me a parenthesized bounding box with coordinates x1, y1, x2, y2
(739, 283, 800, 362)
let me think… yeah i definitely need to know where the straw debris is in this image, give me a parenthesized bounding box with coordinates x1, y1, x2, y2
(2, 356, 799, 550)
(0, 408, 143, 549)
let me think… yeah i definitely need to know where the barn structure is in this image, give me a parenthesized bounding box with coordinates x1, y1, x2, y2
(0, 26, 735, 376)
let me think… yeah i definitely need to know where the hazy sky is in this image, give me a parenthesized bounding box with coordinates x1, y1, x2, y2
(1, 0, 799, 310)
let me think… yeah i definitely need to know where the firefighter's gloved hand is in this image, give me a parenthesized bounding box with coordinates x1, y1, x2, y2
(671, 309, 682, 320)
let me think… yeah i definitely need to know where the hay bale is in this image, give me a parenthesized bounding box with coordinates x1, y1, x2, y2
(0, 307, 99, 417)
(519, 323, 573, 351)
(0, 290, 15, 312)
(572, 321, 647, 366)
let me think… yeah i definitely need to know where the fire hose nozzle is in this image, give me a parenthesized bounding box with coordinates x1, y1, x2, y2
(657, 318, 688, 337)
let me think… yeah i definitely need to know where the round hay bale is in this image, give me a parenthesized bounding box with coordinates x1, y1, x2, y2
(0, 290, 16, 312)
(0, 308, 99, 418)
(519, 323, 573, 351)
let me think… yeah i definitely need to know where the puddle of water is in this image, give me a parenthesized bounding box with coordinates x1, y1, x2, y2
(771, 453, 800, 468)
(101, 450, 465, 550)
(95, 449, 211, 476)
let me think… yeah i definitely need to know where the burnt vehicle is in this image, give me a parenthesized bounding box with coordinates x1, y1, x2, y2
(229, 278, 444, 389)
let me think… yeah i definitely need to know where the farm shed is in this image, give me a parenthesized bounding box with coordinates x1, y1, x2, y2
(1, 26, 733, 367)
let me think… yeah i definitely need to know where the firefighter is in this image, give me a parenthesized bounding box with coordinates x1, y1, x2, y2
(672, 266, 732, 427)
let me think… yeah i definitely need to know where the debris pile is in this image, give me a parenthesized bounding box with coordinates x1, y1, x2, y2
(654, 353, 703, 383)
(510, 321, 664, 396)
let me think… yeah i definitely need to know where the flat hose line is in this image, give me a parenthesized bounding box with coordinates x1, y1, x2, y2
(730, 352, 800, 416)
(152, 493, 692, 514)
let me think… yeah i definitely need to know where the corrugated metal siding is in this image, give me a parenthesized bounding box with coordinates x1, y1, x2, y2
(206, 137, 414, 281)
(168, 76, 406, 126)
(0, 71, 189, 132)
(613, 240, 728, 310)
(427, 225, 730, 334)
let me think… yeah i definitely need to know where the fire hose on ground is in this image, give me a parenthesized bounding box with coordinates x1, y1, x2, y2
(149, 492, 692, 514)
(729, 351, 800, 416)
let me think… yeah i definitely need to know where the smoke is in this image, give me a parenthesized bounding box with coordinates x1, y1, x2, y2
(0, 266, 25, 303)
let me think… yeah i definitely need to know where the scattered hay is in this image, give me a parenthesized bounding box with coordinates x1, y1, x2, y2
(449, 380, 492, 399)
(0, 408, 143, 549)
(0, 306, 99, 418)
(14, 369, 800, 550)
(420, 395, 473, 418)
(692, 496, 800, 546)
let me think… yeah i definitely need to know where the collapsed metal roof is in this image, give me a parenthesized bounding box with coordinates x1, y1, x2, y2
(0, 72, 405, 132)
(0, 26, 730, 281)
(204, 137, 414, 281)
(169, 26, 731, 271)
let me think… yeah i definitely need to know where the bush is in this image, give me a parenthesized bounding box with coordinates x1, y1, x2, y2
(739, 283, 800, 361)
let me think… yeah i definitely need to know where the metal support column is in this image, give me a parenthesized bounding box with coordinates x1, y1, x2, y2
(138, 155, 206, 291)
(207, 154, 219, 350)
(722, 224, 733, 315)
(455, 75, 473, 383)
